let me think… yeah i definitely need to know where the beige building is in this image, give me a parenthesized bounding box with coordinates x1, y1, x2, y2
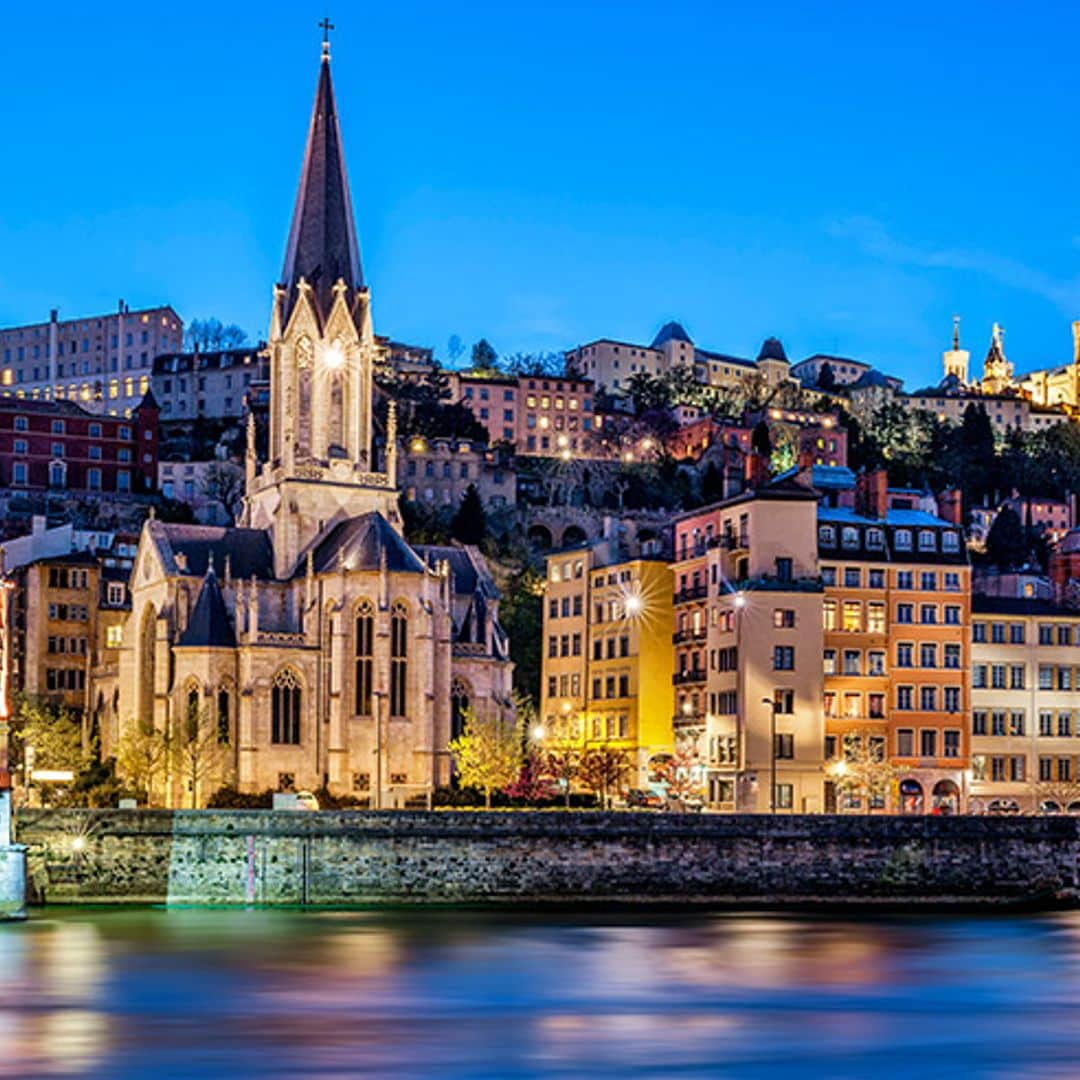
(672, 478, 826, 813)
(0, 303, 183, 417)
(153, 347, 268, 420)
(399, 438, 516, 510)
(103, 42, 513, 807)
(566, 322, 796, 399)
(11, 553, 99, 720)
(969, 597, 1080, 813)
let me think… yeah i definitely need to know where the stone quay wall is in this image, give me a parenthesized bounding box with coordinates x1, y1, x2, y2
(14, 810, 1080, 908)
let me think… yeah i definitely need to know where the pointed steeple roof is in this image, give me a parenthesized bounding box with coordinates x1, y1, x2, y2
(178, 563, 236, 648)
(280, 43, 363, 326)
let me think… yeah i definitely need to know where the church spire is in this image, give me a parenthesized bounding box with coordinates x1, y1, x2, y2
(280, 25, 363, 326)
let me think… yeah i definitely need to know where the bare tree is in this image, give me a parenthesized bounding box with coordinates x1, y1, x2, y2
(115, 718, 171, 807)
(184, 318, 248, 352)
(171, 704, 232, 809)
(1031, 779, 1080, 814)
(200, 461, 246, 525)
(828, 729, 897, 812)
(578, 745, 631, 809)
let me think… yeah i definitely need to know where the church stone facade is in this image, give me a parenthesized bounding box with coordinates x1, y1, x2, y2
(104, 41, 513, 807)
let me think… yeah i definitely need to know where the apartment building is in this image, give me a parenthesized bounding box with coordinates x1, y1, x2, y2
(152, 347, 268, 419)
(447, 370, 519, 445)
(539, 544, 675, 790)
(516, 375, 595, 456)
(0, 394, 159, 495)
(11, 553, 101, 719)
(0, 303, 183, 417)
(399, 438, 516, 510)
(903, 389, 1066, 435)
(672, 475, 826, 813)
(969, 597, 1080, 813)
(817, 474, 970, 813)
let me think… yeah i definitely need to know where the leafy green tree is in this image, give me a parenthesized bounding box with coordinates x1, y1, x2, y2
(500, 565, 544, 705)
(451, 484, 487, 545)
(751, 419, 772, 457)
(448, 709, 522, 808)
(701, 461, 725, 503)
(985, 506, 1027, 571)
(471, 338, 499, 371)
(625, 371, 671, 415)
(817, 361, 837, 392)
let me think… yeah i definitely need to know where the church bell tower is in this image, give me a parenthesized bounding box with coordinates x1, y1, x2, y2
(245, 29, 399, 576)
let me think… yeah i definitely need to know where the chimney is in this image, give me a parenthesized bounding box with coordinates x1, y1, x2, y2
(855, 469, 888, 519)
(744, 451, 770, 490)
(937, 488, 964, 526)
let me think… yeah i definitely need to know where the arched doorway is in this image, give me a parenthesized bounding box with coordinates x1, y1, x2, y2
(561, 524, 587, 548)
(527, 524, 553, 550)
(931, 779, 960, 815)
(899, 778, 924, 815)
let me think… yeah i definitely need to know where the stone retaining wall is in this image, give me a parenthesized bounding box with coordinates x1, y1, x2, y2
(15, 810, 1080, 907)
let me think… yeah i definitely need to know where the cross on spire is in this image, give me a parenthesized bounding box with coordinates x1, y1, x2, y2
(320, 16, 334, 59)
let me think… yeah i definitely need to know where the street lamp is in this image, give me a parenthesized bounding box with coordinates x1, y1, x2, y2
(762, 697, 778, 813)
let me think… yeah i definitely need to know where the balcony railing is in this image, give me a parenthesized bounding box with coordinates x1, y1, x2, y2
(673, 669, 707, 686)
(673, 584, 709, 604)
(673, 627, 708, 645)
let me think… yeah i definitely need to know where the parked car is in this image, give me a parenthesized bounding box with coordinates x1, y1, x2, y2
(625, 789, 664, 809)
(295, 790, 320, 811)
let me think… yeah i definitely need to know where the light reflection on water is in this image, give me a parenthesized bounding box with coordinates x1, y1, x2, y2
(4, 908, 1080, 1077)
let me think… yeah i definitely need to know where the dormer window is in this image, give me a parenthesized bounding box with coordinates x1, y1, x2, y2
(894, 529, 912, 551)
(818, 525, 836, 547)
(942, 531, 960, 552)
(866, 528, 884, 550)
(918, 530, 936, 551)
(841, 527, 859, 550)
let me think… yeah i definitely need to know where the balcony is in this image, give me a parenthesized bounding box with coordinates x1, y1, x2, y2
(673, 668, 707, 686)
(673, 711, 706, 732)
(673, 584, 708, 604)
(673, 627, 707, 645)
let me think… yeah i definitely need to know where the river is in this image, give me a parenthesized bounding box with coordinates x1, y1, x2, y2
(2, 907, 1079, 1078)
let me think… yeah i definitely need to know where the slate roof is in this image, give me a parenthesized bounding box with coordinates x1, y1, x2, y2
(417, 544, 500, 600)
(148, 521, 275, 579)
(651, 321, 692, 348)
(971, 595, 1074, 618)
(280, 50, 363, 326)
(756, 337, 789, 363)
(303, 512, 427, 575)
(177, 568, 235, 648)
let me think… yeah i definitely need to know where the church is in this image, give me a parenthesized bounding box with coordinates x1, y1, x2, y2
(103, 37, 514, 807)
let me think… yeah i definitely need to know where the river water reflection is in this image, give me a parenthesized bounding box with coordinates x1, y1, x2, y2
(3, 907, 1080, 1077)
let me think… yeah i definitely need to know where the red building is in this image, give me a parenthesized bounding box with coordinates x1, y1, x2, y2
(0, 391, 158, 495)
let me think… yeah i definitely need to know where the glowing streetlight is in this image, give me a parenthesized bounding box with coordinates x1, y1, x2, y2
(734, 592, 746, 608)
(531, 725, 545, 741)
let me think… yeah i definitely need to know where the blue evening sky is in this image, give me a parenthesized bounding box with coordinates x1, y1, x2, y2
(1, 1, 1078, 388)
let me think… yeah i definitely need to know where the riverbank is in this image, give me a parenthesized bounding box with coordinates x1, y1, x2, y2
(13, 809, 1080, 908)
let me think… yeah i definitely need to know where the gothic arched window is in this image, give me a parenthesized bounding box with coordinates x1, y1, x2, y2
(451, 677, 471, 741)
(296, 339, 313, 457)
(328, 370, 345, 455)
(139, 605, 157, 727)
(390, 602, 408, 718)
(355, 601, 374, 717)
(217, 685, 231, 745)
(272, 669, 302, 745)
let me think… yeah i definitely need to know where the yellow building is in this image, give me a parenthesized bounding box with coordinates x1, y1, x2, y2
(540, 545, 674, 790)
